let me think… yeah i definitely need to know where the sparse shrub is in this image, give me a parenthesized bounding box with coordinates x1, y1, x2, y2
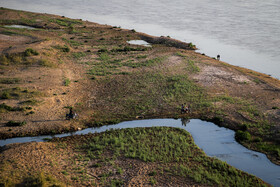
(211, 116, 223, 124)
(64, 78, 70, 86)
(6, 120, 26, 127)
(148, 171, 157, 176)
(0, 103, 24, 112)
(272, 106, 279, 109)
(240, 123, 248, 131)
(235, 130, 251, 142)
(72, 52, 86, 59)
(11, 55, 22, 63)
(110, 179, 124, 187)
(253, 137, 262, 142)
(91, 163, 101, 168)
(26, 111, 35, 115)
(39, 59, 57, 67)
(98, 48, 108, 53)
(188, 42, 196, 49)
(53, 45, 70, 52)
(150, 177, 157, 185)
(1, 92, 11, 99)
(0, 55, 10, 65)
(20, 99, 38, 105)
(253, 79, 261, 84)
(0, 78, 20, 84)
(24, 48, 39, 56)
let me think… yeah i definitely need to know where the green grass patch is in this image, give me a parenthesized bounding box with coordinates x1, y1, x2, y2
(19, 99, 39, 106)
(72, 52, 86, 59)
(52, 45, 70, 52)
(62, 38, 83, 46)
(185, 60, 200, 73)
(123, 57, 164, 68)
(93, 72, 210, 120)
(49, 18, 82, 27)
(0, 30, 19, 36)
(76, 127, 267, 186)
(0, 103, 25, 113)
(64, 78, 70, 86)
(0, 87, 42, 100)
(235, 130, 251, 142)
(24, 48, 39, 56)
(111, 46, 148, 53)
(39, 59, 57, 68)
(0, 53, 25, 65)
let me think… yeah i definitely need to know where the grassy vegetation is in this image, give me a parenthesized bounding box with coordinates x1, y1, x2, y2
(6, 120, 26, 127)
(19, 99, 39, 106)
(0, 78, 20, 84)
(72, 52, 86, 59)
(64, 78, 71, 86)
(0, 48, 39, 66)
(62, 37, 83, 47)
(0, 87, 42, 100)
(0, 103, 25, 113)
(74, 127, 267, 186)
(39, 59, 57, 67)
(0, 171, 63, 187)
(24, 48, 39, 56)
(52, 45, 70, 52)
(91, 71, 210, 122)
(49, 18, 83, 27)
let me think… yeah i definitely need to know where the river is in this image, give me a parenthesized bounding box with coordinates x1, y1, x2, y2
(1, 0, 280, 79)
(1, 119, 280, 186)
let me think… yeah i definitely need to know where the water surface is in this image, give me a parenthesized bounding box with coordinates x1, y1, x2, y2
(4, 25, 35, 29)
(1, 0, 280, 78)
(127, 40, 151, 47)
(1, 119, 279, 186)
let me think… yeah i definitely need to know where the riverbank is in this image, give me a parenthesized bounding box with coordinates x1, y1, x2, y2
(0, 127, 270, 186)
(0, 7, 279, 184)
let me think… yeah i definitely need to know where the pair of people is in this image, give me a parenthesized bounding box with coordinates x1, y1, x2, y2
(181, 103, 190, 114)
(66, 108, 78, 120)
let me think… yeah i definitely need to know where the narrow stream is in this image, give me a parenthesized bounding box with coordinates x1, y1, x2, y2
(0, 119, 279, 186)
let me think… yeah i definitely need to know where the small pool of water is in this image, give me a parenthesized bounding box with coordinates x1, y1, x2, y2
(4, 25, 35, 30)
(0, 119, 279, 186)
(127, 40, 151, 47)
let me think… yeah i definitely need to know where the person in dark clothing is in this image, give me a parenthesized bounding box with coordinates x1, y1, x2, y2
(217, 54, 220, 60)
(69, 108, 74, 118)
(66, 107, 78, 120)
(181, 104, 185, 114)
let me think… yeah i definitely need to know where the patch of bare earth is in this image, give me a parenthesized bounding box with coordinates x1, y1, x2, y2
(0, 139, 209, 187)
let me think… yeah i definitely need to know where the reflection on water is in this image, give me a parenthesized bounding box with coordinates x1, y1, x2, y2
(181, 118, 190, 126)
(0, 119, 279, 186)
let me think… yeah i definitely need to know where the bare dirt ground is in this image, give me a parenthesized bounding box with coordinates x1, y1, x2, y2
(0, 7, 279, 186)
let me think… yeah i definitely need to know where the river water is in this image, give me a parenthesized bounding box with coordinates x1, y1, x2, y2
(0, 119, 280, 186)
(1, 0, 280, 79)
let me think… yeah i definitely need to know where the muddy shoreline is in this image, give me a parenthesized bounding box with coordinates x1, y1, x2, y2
(0, 7, 279, 168)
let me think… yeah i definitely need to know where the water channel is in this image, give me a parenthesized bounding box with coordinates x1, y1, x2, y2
(0, 119, 279, 186)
